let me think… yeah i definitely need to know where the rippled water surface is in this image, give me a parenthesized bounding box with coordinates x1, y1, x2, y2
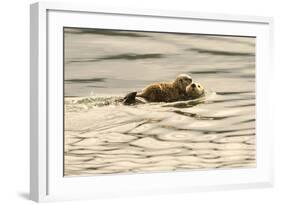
(64, 28, 256, 176)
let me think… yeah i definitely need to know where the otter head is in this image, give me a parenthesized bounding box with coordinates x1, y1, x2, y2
(173, 74, 192, 92)
(186, 82, 205, 99)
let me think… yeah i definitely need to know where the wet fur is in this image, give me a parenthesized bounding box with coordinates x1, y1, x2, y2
(137, 82, 183, 102)
(123, 74, 193, 104)
(136, 74, 192, 102)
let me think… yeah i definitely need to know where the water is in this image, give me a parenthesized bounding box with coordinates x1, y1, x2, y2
(64, 28, 256, 176)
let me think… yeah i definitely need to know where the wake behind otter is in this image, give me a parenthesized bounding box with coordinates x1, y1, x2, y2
(64, 90, 215, 113)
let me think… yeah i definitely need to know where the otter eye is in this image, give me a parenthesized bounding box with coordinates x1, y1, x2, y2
(198, 85, 201, 88)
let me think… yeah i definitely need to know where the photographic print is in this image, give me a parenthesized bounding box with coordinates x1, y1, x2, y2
(64, 27, 256, 176)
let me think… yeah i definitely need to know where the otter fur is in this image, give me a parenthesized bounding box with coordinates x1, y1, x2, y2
(136, 74, 192, 102)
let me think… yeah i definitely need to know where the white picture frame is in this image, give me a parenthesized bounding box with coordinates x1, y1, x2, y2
(30, 1, 274, 202)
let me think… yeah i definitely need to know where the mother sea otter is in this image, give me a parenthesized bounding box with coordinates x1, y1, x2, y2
(123, 74, 195, 104)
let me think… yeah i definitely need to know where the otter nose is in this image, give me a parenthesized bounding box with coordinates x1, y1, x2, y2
(191, 83, 196, 88)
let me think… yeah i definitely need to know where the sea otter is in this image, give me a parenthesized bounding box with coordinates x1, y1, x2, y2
(122, 80, 205, 105)
(132, 74, 192, 103)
